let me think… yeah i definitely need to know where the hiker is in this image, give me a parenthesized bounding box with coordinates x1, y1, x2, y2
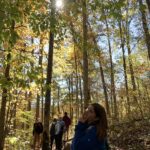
(71, 103, 108, 150)
(50, 118, 57, 150)
(63, 112, 71, 140)
(55, 117, 66, 150)
(33, 118, 43, 149)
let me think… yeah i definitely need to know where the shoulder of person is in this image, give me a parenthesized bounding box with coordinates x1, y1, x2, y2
(86, 125, 97, 133)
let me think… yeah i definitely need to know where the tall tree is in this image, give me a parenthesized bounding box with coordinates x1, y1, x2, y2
(104, 10, 117, 119)
(118, 19, 131, 117)
(39, 38, 44, 122)
(125, 1, 143, 118)
(89, 23, 110, 116)
(74, 45, 80, 118)
(42, 0, 55, 149)
(82, 0, 90, 108)
(0, 19, 15, 150)
(146, 0, 150, 13)
(138, 0, 150, 59)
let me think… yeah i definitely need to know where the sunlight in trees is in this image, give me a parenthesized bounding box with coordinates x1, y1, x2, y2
(56, 0, 63, 9)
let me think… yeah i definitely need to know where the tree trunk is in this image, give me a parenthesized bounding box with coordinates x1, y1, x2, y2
(88, 21, 110, 117)
(0, 53, 11, 150)
(39, 38, 44, 123)
(104, 13, 117, 118)
(67, 77, 72, 119)
(74, 45, 79, 119)
(71, 74, 74, 120)
(118, 20, 131, 117)
(57, 86, 60, 114)
(125, 3, 144, 119)
(13, 102, 17, 130)
(69, 21, 83, 116)
(42, 0, 55, 149)
(36, 94, 40, 120)
(0, 19, 15, 149)
(26, 92, 31, 129)
(82, 0, 90, 108)
(79, 75, 83, 115)
(41, 86, 44, 123)
(98, 54, 110, 117)
(146, 0, 150, 13)
(139, 0, 150, 59)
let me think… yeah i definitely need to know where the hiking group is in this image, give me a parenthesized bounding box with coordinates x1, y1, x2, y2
(50, 112, 71, 150)
(33, 103, 109, 150)
(33, 112, 71, 150)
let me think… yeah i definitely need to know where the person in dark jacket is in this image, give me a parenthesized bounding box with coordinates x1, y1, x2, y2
(55, 117, 65, 150)
(63, 112, 71, 140)
(50, 118, 57, 150)
(33, 118, 43, 149)
(71, 103, 108, 150)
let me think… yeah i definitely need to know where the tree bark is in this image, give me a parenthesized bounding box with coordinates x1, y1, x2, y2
(74, 45, 79, 119)
(98, 54, 110, 117)
(0, 53, 11, 150)
(39, 38, 44, 123)
(87, 21, 110, 117)
(57, 86, 60, 114)
(146, 0, 150, 13)
(125, 3, 144, 118)
(79, 75, 83, 114)
(82, 0, 90, 108)
(139, 0, 150, 59)
(104, 13, 117, 118)
(42, 0, 55, 149)
(118, 20, 131, 117)
(36, 94, 40, 120)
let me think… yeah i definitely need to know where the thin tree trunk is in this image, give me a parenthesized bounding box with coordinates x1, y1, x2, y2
(26, 92, 31, 129)
(82, 0, 90, 108)
(57, 86, 60, 114)
(69, 22, 83, 116)
(125, 3, 144, 118)
(79, 75, 83, 115)
(146, 0, 150, 13)
(71, 74, 74, 120)
(5, 93, 11, 136)
(104, 13, 117, 118)
(118, 20, 131, 117)
(39, 38, 44, 122)
(67, 77, 72, 119)
(41, 86, 44, 123)
(0, 52, 11, 150)
(42, 0, 55, 149)
(13, 90, 18, 130)
(13, 102, 17, 130)
(36, 94, 40, 120)
(74, 45, 79, 119)
(0, 20, 15, 149)
(98, 54, 110, 117)
(88, 21, 110, 117)
(52, 97, 55, 118)
(139, 0, 150, 59)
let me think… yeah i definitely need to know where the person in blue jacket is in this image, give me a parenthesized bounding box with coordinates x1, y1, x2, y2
(71, 103, 108, 150)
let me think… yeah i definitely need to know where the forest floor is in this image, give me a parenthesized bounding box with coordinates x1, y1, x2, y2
(109, 119, 150, 150)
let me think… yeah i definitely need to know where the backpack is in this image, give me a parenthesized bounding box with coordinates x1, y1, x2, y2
(34, 122, 43, 134)
(50, 122, 56, 136)
(55, 120, 65, 135)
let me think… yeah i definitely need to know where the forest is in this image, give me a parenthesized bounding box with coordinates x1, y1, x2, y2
(0, 0, 150, 150)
